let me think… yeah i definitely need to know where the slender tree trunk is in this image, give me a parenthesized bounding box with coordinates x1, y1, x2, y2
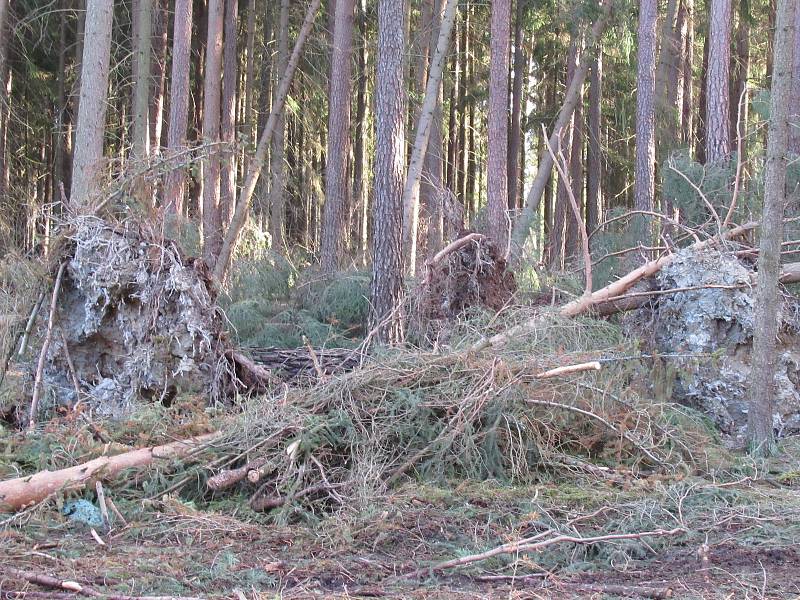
(255, 2, 273, 227)
(587, 53, 602, 238)
(633, 0, 657, 245)
(401, 0, 458, 273)
(202, 0, 223, 266)
(749, 0, 796, 456)
(219, 0, 238, 226)
(320, 0, 355, 273)
(244, 0, 257, 144)
(729, 0, 750, 153)
(132, 0, 152, 163)
(0, 0, 10, 216)
(511, 0, 611, 257)
(353, 0, 369, 262)
(682, 0, 695, 147)
(655, 0, 681, 154)
(188, 0, 206, 218)
(507, 0, 526, 213)
(149, 0, 168, 152)
(163, 0, 193, 215)
(70, 0, 115, 209)
(53, 0, 70, 200)
(422, 0, 445, 255)
(565, 55, 585, 261)
(696, 27, 709, 162)
(487, 0, 511, 250)
(270, 0, 290, 252)
(370, 0, 406, 344)
(791, 0, 800, 154)
(705, 0, 733, 164)
(550, 40, 578, 269)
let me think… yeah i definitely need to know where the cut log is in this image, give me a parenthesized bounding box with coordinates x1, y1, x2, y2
(0, 433, 218, 512)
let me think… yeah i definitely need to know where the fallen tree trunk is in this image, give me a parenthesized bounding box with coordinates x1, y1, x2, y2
(474, 223, 758, 351)
(0, 433, 218, 512)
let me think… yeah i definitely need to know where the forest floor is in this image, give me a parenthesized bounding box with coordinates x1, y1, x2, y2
(3, 455, 800, 599)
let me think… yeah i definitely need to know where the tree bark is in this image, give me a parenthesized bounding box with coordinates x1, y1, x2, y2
(132, 0, 153, 163)
(219, 0, 238, 226)
(681, 0, 695, 147)
(163, 0, 193, 215)
(269, 0, 290, 252)
(202, 0, 223, 265)
(508, 0, 526, 213)
(69, 0, 114, 209)
(487, 0, 511, 251)
(370, 0, 407, 344)
(320, 0, 355, 273)
(401, 0, 458, 274)
(149, 0, 168, 152)
(633, 0, 657, 245)
(655, 0, 681, 154)
(0, 0, 8, 218)
(353, 0, 369, 262)
(705, 0, 733, 164)
(422, 0, 445, 256)
(748, 0, 796, 456)
(587, 53, 602, 238)
(789, 0, 800, 154)
(729, 0, 750, 153)
(511, 0, 611, 259)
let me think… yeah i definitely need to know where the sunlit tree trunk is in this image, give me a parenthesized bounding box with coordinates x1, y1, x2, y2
(163, 0, 193, 215)
(705, 0, 733, 164)
(788, 0, 800, 154)
(132, 0, 152, 164)
(487, 0, 511, 250)
(370, 0, 406, 343)
(633, 0, 657, 244)
(729, 0, 750, 154)
(270, 0, 289, 252)
(320, 0, 354, 273)
(681, 0, 695, 147)
(202, 0, 223, 266)
(422, 0, 444, 255)
(508, 0, 526, 213)
(587, 53, 602, 238)
(353, 0, 369, 262)
(70, 0, 114, 209)
(749, 0, 796, 456)
(149, 0, 168, 152)
(219, 0, 238, 226)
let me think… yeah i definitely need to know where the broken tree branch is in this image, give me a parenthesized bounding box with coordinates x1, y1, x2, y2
(0, 433, 219, 512)
(29, 261, 67, 430)
(406, 527, 684, 578)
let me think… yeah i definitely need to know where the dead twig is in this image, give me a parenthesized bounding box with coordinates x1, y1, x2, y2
(29, 261, 67, 430)
(405, 527, 685, 578)
(535, 361, 601, 379)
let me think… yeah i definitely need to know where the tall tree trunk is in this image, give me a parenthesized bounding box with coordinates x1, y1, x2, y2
(401, 0, 458, 273)
(729, 0, 750, 154)
(320, 0, 355, 273)
(370, 0, 406, 344)
(695, 27, 709, 162)
(749, 0, 796, 456)
(244, 0, 257, 145)
(255, 2, 273, 227)
(487, 0, 511, 250)
(188, 0, 206, 218)
(681, 0, 695, 147)
(549, 40, 577, 269)
(163, 0, 193, 215)
(70, 0, 115, 209)
(422, 0, 445, 255)
(202, 0, 223, 266)
(587, 53, 602, 238)
(353, 0, 369, 262)
(705, 0, 733, 164)
(507, 0, 526, 213)
(655, 0, 681, 154)
(511, 0, 611, 257)
(270, 0, 290, 252)
(791, 0, 800, 154)
(53, 0, 71, 200)
(149, 0, 168, 152)
(0, 0, 10, 214)
(633, 0, 657, 245)
(219, 0, 238, 226)
(565, 54, 585, 261)
(132, 0, 153, 163)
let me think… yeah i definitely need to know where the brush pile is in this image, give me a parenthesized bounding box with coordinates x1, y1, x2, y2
(190, 313, 699, 516)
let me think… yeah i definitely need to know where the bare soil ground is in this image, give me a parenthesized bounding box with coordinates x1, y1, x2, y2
(3, 475, 800, 599)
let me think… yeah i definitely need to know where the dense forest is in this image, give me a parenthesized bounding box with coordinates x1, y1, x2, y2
(2, 0, 800, 597)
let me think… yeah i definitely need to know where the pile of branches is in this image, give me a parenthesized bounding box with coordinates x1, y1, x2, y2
(192, 317, 698, 515)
